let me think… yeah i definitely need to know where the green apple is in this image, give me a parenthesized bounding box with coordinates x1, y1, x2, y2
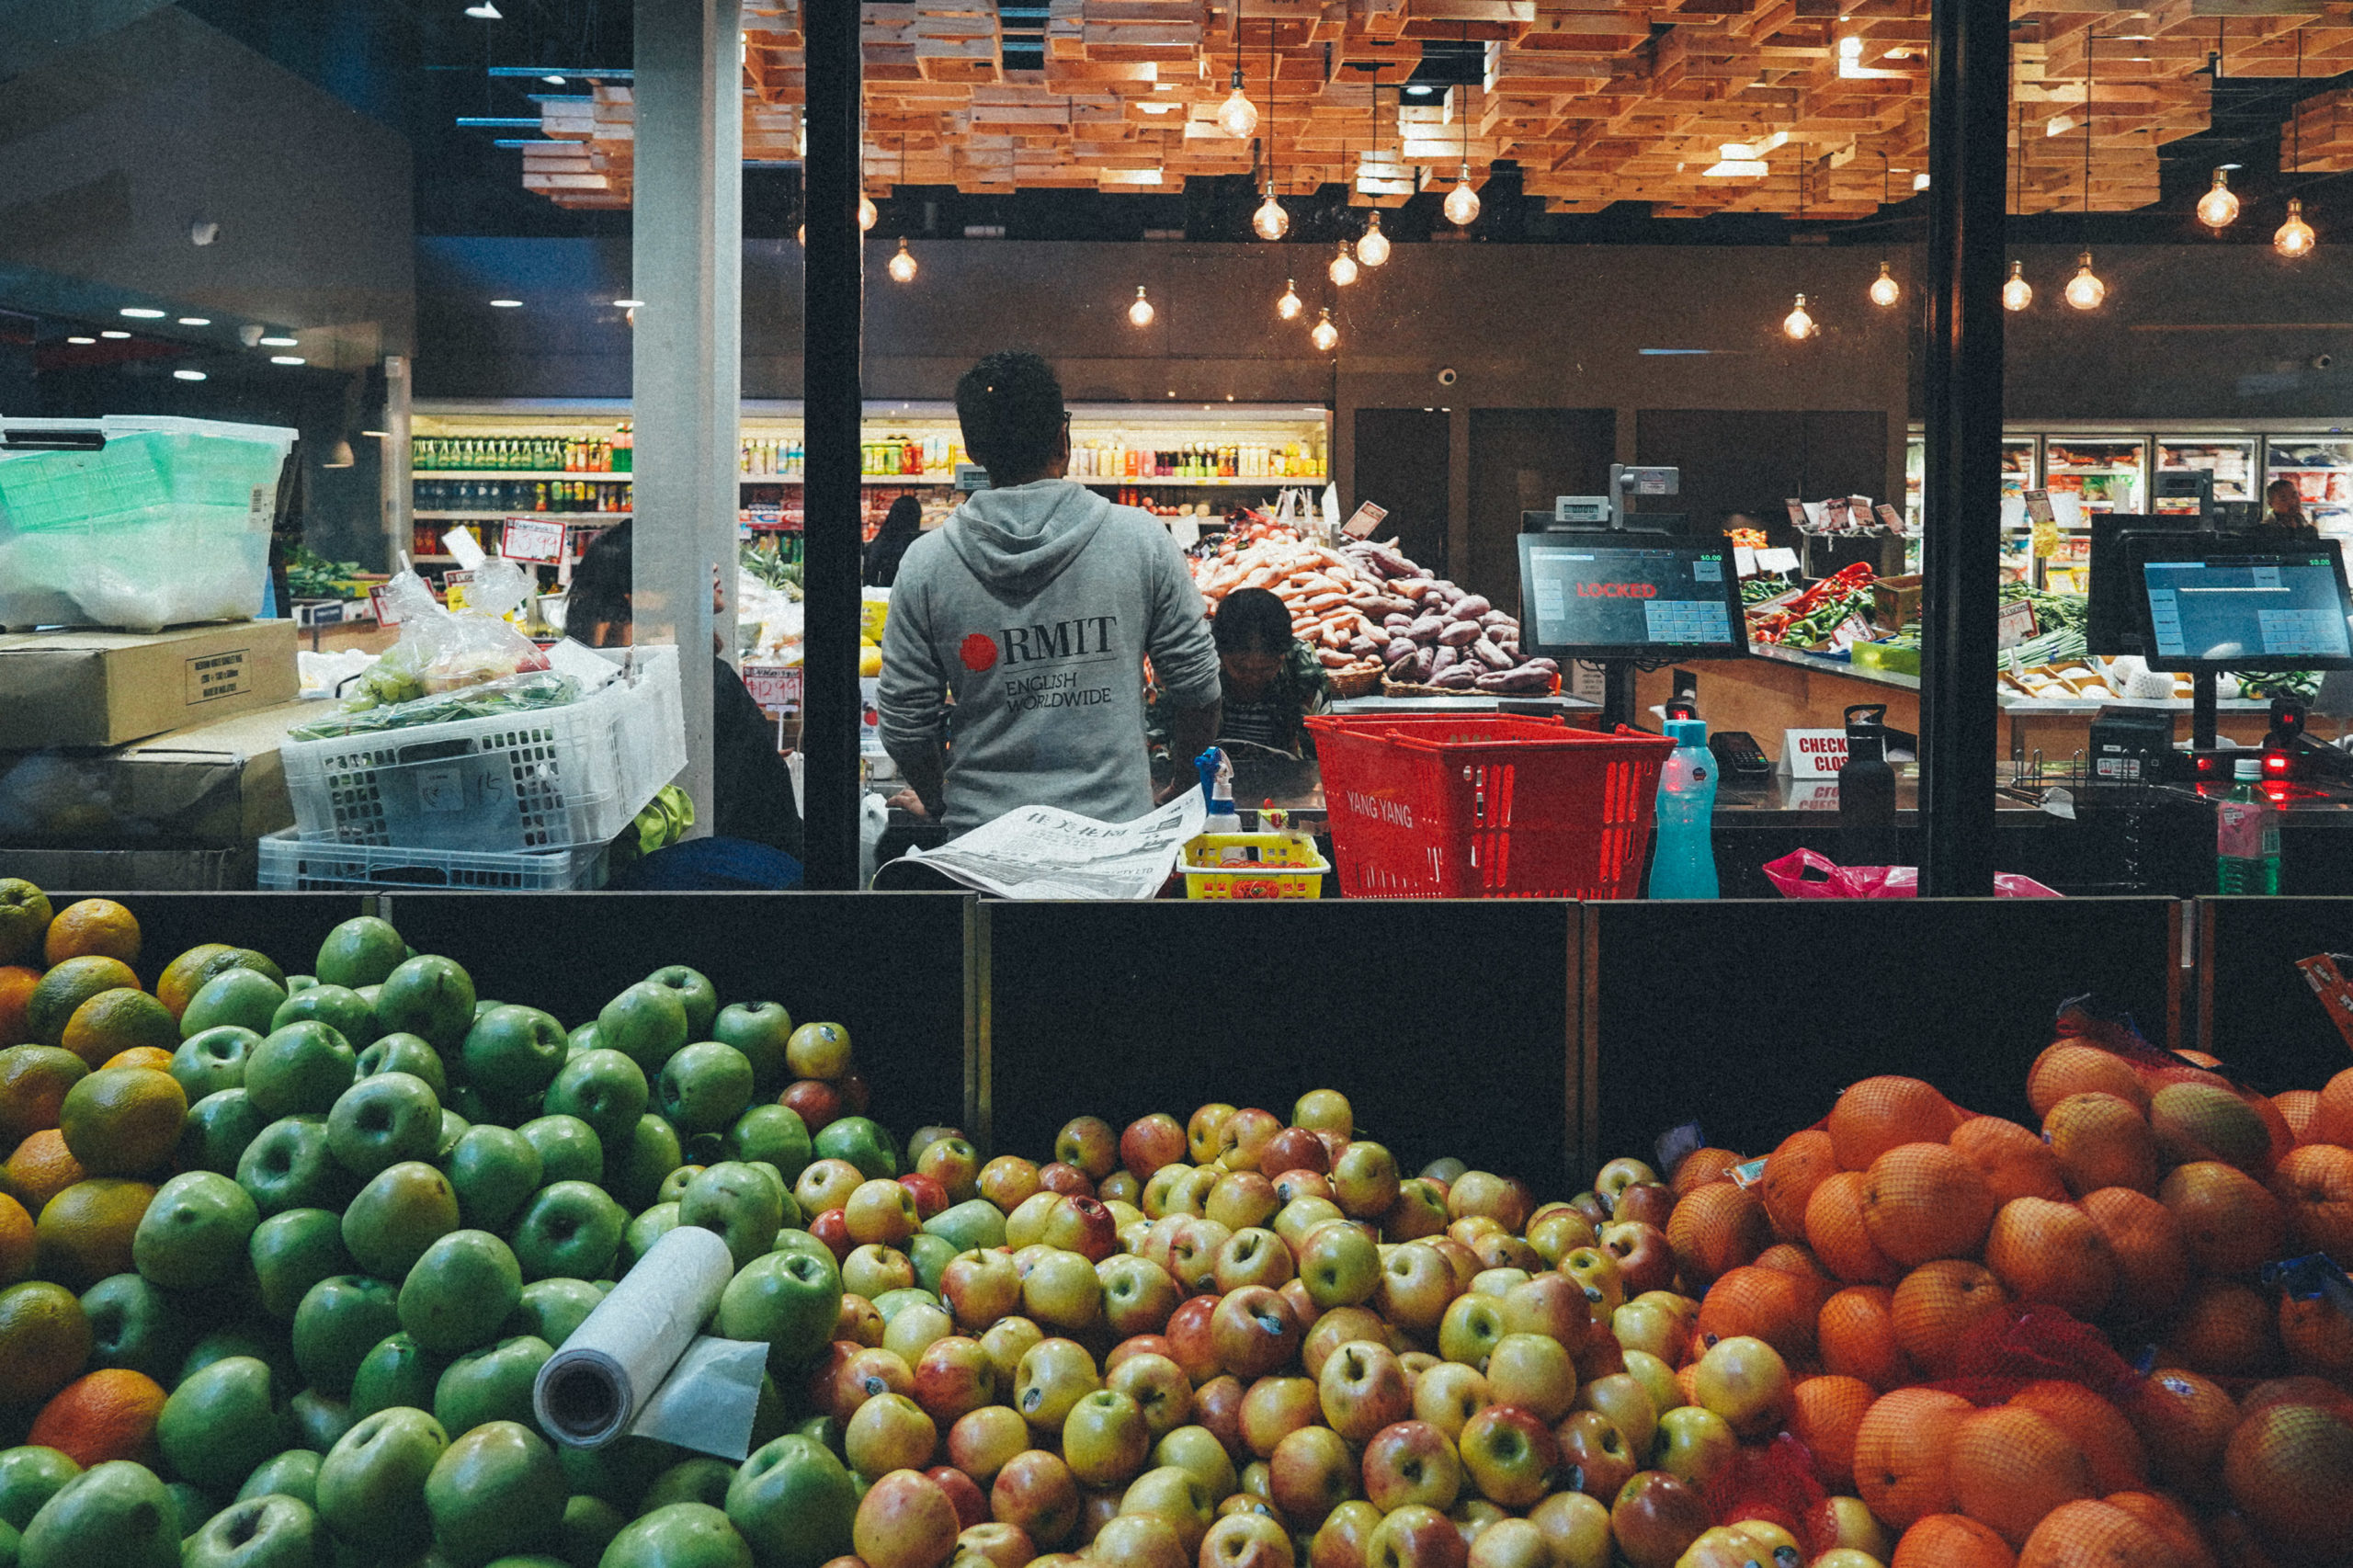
(595, 983, 688, 1075)
(639, 1459, 735, 1513)
(624, 1202, 683, 1268)
(555, 1433, 673, 1511)
(658, 1165, 704, 1206)
(131, 1170, 256, 1290)
(566, 1020, 602, 1057)
(244, 1022, 358, 1119)
(438, 1109, 469, 1158)
(425, 1419, 565, 1567)
(717, 1249, 842, 1372)
(434, 1335, 552, 1435)
(172, 1027, 257, 1102)
(518, 1114, 603, 1186)
(462, 1006, 568, 1099)
(163, 1479, 217, 1541)
(506, 1278, 604, 1346)
(711, 1003, 794, 1096)
(602, 1502, 754, 1568)
(656, 1042, 755, 1136)
(375, 956, 476, 1052)
(609, 1115, 684, 1210)
(81, 1273, 187, 1381)
(234, 1449, 321, 1506)
(508, 1181, 624, 1282)
(342, 1161, 460, 1278)
(179, 1088, 266, 1176)
(315, 917, 407, 991)
(182, 969, 288, 1040)
(924, 1199, 1008, 1254)
(679, 1162, 784, 1270)
(236, 1116, 354, 1216)
(646, 967, 720, 1039)
(543, 1049, 648, 1147)
(315, 1405, 448, 1554)
(19, 1460, 177, 1568)
(447, 1081, 494, 1124)
(272, 985, 380, 1049)
(350, 1330, 448, 1421)
(564, 1493, 628, 1565)
(812, 1117, 895, 1179)
(0, 1447, 79, 1531)
(182, 1492, 317, 1568)
(907, 1233, 958, 1297)
(326, 1071, 443, 1180)
(724, 1433, 853, 1568)
(356, 1032, 448, 1099)
(250, 1208, 353, 1322)
(292, 1275, 401, 1398)
(179, 1326, 298, 1393)
(440, 1125, 543, 1232)
(784, 1023, 851, 1084)
(157, 1356, 290, 1494)
(723, 1105, 811, 1186)
(288, 1388, 353, 1454)
(400, 1230, 522, 1355)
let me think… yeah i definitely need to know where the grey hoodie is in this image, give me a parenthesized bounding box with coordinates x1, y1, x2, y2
(879, 479, 1221, 833)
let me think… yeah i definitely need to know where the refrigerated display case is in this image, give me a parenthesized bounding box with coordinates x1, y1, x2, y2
(2264, 437, 2353, 537)
(1902, 436, 2035, 533)
(2042, 437, 2147, 517)
(2157, 437, 2256, 514)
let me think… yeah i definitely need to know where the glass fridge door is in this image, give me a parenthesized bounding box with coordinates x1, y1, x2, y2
(2001, 437, 2037, 497)
(2042, 436, 2147, 517)
(2264, 436, 2353, 538)
(2156, 437, 2256, 514)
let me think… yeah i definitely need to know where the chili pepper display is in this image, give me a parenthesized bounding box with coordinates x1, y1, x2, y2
(1747, 562, 1877, 646)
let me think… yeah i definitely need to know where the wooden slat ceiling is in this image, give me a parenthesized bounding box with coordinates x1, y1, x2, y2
(517, 0, 2353, 220)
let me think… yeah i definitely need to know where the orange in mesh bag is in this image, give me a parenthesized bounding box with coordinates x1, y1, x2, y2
(2045, 999, 2293, 1176)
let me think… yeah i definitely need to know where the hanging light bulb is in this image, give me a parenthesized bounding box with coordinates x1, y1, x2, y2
(1311, 308, 1339, 352)
(1277, 278, 1303, 320)
(2064, 251, 2106, 310)
(858, 194, 878, 232)
(1329, 242, 1358, 287)
(1443, 165, 1480, 227)
(1253, 186, 1290, 241)
(2002, 260, 2033, 312)
(2276, 197, 2316, 258)
(1128, 286, 1155, 327)
(887, 238, 917, 283)
(1869, 261, 1900, 308)
(1216, 72, 1258, 139)
(1357, 211, 1390, 267)
(2196, 167, 2240, 231)
(795, 223, 805, 246)
(1782, 292, 1816, 340)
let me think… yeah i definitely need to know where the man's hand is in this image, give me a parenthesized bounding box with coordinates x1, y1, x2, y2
(886, 789, 933, 820)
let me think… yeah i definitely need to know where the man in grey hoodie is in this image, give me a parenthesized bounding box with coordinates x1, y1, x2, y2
(879, 352, 1223, 833)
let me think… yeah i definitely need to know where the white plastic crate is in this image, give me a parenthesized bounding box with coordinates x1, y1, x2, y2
(0, 415, 297, 631)
(258, 830, 608, 891)
(281, 646, 685, 852)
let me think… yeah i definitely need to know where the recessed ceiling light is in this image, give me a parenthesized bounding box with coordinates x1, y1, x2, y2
(177, 316, 211, 326)
(541, 74, 565, 85)
(270, 356, 306, 365)
(66, 335, 95, 345)
(613, 298, 644, 308)
(259, 335, 298, 347)
(101, 330, 131, 339)
(490, 299, 523, 308)
(173, 369, 207, 381)
(2218, 162, 2243, 171)
(1404, 85, 1433, 96)
(119, 307, 165, 319)
(464, 1, 502, 17)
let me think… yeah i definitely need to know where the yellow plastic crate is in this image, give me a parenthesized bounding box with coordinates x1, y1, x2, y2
(1180, 833, 1329, 900)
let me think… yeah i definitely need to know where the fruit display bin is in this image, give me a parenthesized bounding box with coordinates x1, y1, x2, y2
(1304, 714, 1674, 899)
(280, 646, 683, 852)
(256, 830, 608, 891)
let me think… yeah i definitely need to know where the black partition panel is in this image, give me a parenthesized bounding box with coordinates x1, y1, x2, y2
(984, 901, 1576, 1187)
(2197, 898, 2353, 1094)
(51, 893, 369, 993)
(380, 892, 976, 1136)
(1587, 899, 2179, 1173)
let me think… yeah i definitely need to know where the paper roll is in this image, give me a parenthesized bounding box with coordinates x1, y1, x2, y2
(533, 1224, 736, 1449)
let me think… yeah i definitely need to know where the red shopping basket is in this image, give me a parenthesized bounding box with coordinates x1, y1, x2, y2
(1303, 714, 1674, 898)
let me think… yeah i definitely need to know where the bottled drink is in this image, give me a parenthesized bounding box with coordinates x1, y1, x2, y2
(2217, 756, 2281, 894)
(1837, 703, 1898, 867)
(1647, 718, 1720, 898)
(612, 422, 633, 473)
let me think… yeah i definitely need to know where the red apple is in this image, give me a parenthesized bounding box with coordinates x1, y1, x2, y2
(1100, 1255, 1182, 1338)
(1192, 1374, 1247, 1461)
(1594, 1222, 1673, 1296)
(837, 1069, 870, 1114)
(1688, 1335, 1790, 1438)
(915, 1335, 1000, 1422)
(783, 1078, 844, 1132)
(1091, 1515, 1187, 1568)
(1166, 1220, 1233, 1296)
(1258, 1129, 1328, 1179)
(1199, 1512, 1295, 1568)
(1164, 1296, 1222, 1386)
(949, 1406, 1029, 1486)
(1211, 1288, 1302, 1381)
(1445, 1172, 1532, 1233)
(833, 1346, 915, 1420)
(811, 1207, 854, 1261)
(931, 1465, 991, 1530)
(1302, 1307, 1389, 1381)
(1457, 1405, 1559, 1509)
(1385, 1181, 1449, 1242)
(1314, 1339, 1409, 1443)
(980, 1156, 1044, 1212)
(858, 1470, 961, 1568)
(1309, 1500, 1381, 1568)
(1272, 1170, 1333, 1206)
(837, 1293, 885, 1346)
(1362, 1420, 1463, 1513)
(1607, 1471, 1709, 1568)
(1206, 1173, 1279, 1233)
(1609, 1183, 1674, 1232)
(957, 1521, 1037, 1568)
(1497, 1275, 1590, 1355)
(1527, 1494, 1610, 1568)
(1122, 1115, 1188, 1183)
(1427, 1237, 1480, 1290)
(1566, 1193, 1608, 1231)
(1107, 1334, 1175, 1371)
(1188, 1105, 1238, 1166)
(1216, 1109, 1283, 1172)
(1552, 1411, 1634, 1502)
(900, 1173, 950, 1221)
(1236, 1375, 1318, 1460)
(1594, 1160, 1658, 1207)
(1375, 1243, 1459, 1335)
(944, 1250, 1024, 1332)
(1267, 1424, 1357, 1530)
(1467, 1233, 1539, 1273)
(1054, 1116, 1120, 1181)
(1106, 1351, 1193, 1438)
(992, 1450, 1083, 1549)
(1363, 1503, 1467, 1568)
(1278, 1279, 1320, 1337)
(1040, 1162, 1096, 1199)
(1040, 1196, 1118, 1262)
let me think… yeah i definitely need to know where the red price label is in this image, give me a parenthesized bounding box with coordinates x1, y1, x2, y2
(368, 584, 402, 626)
(502, 517, 567, 563)
(743, 664, 802, 715)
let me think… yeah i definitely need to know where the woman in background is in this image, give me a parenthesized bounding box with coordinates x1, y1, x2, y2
(1211, 586, 1330, 758)
(865, 494, 925, 588)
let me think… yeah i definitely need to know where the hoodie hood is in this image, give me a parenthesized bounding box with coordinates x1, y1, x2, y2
(943, 480, 1113, 604)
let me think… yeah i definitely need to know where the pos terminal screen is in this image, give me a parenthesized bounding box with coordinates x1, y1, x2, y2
(1518, 538, 1747, 658)
(2141, 552, 2353, 670)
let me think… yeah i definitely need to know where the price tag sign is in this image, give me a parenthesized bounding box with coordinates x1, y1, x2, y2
(2023, 487, 2056, 525)
(742, 663, 802, 716)
(1875, 504, 1905, 532)
(502, 517, 567, 563)
(1779, 728, 1849, 778)
(1756, 547, 1801, 574)
(1733, 544, 1758, 577)
(1342, 501, 1388, 540)
(1997, 597, 2040, 650)
(369, 584, 402, 626)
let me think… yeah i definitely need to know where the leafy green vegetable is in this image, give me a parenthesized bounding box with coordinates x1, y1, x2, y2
(289, 671, 581, 741)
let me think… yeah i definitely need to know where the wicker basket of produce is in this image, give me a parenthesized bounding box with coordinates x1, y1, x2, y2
(1326, 663, 1385, 699)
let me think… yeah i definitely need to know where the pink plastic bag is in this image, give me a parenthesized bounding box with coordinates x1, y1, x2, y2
(1762, 847, 2062, 899)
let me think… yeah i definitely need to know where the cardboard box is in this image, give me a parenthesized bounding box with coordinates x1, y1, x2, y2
(0, 847, 242, 892)
(0, 620, 298, 748)
(1871, 574, 1925, 631)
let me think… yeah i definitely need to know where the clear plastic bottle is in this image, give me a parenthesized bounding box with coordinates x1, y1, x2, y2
(2216, 756, 2281, 894)
(1647, 717, 1720, 898)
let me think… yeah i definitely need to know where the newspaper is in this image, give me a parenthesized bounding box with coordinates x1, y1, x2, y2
(898, 791, 1207, 899)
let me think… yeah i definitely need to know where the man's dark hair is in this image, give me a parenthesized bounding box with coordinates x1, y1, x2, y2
(1213, 586, 1294, 654)
(568, 520, 633, 640)
(956, 352, 1064, 479)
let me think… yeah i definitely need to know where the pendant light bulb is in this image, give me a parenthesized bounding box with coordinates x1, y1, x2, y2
(886, 238, 917, 283)
(1782, 292, 1815, 341)
(1357, 211, 1390, 267)
(1443, 165, 1480, 227)
(1217, 75, 1258, 140)
(1127, 286, 1154, 327)
(858, 194, 878, 232)
(2196, 167, 2240, 231)
(1277, 279, 1303, 321)
(2002, 260, 2033, 312)
(2276, 197, 2316, 258)
(1253, 187, 1290, 241)
(1329, 242, 1358, 287)
(1310, 308, 1338, 352)
(2064, 251, 2106, 310)
(1869, 261, 1900, 308)
(795, 222, 805, 247)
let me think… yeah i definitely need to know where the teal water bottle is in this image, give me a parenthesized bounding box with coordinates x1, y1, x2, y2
(1648, 718, 1720, 898)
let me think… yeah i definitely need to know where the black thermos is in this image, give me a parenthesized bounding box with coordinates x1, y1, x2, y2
(1839, 703, 1897, 866)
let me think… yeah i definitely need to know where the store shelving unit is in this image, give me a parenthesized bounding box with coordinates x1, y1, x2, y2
(2265, 437, 2353, 537)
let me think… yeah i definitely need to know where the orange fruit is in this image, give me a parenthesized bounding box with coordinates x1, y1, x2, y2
(57, 990, 176, 1071)
(1893, 1260, 2008, 1377)
(56, 1068, 185, 1178)
(2281, 1290, 2353, 1381)
(2, 1130, 85, 1215)
(26, 1367, 165, 1467)
(1894, 1514, 2017, 1568)
(32, 1176, 154, 1290)
(2268, 1142, 2353, 1260)
(1697, 1265, 1824, 1362)
(2310, 1066, 2353, 1148)
(23, 958, 140, 1050)
(0, 1279, 91, 1406)
(2222, 1403, 2353, 1553)
(1819, 1285, 1912, 1391)
(1671, 1148, 1743, 1198)
(0, 882, 51, 971)
(2125, 1368, 2239, 1503)
(2027, 1042, 2151, 1119)
(2161, 1280, 2281, 1380)
(1854, 1386, 1972, 1529)
(1753, 1242, 1832, 1282)
(1663, 1179, 1768, 1291)
(2097, 1492, 2211, 1568)
(0, 1192, 33, 1288)
(2075, 1187, 2188, 1318)
(2017, 1499, 2187, 1568)
(0, 967, 40, 1049)
(1789, 1374, 1875, 1490)
(154, 944, 236, 1021)
(1982, 1198, 2116, 1320)
(41, 900, 139, 969)
(2006, 1383, 2147, 1494)
(0, 1046, 88, 1145)
(1861, 1142, 1997, 1267)
(1949, 1117, 2070, 1205)
(1760, 1129, 1837, 1240)
(1829, 1076, 1961, 1171)
(2149, 1082, 2274, 1175)
(1806, 1169, 1903, 1285)
(2157, 1161, 2284, 1277)
(2042, 1094, 2158, 1198)
(98, 1048, 174, 1075)
(2273, 1090, 2321, 1144)
(1949, 1404, 2098, 1548)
